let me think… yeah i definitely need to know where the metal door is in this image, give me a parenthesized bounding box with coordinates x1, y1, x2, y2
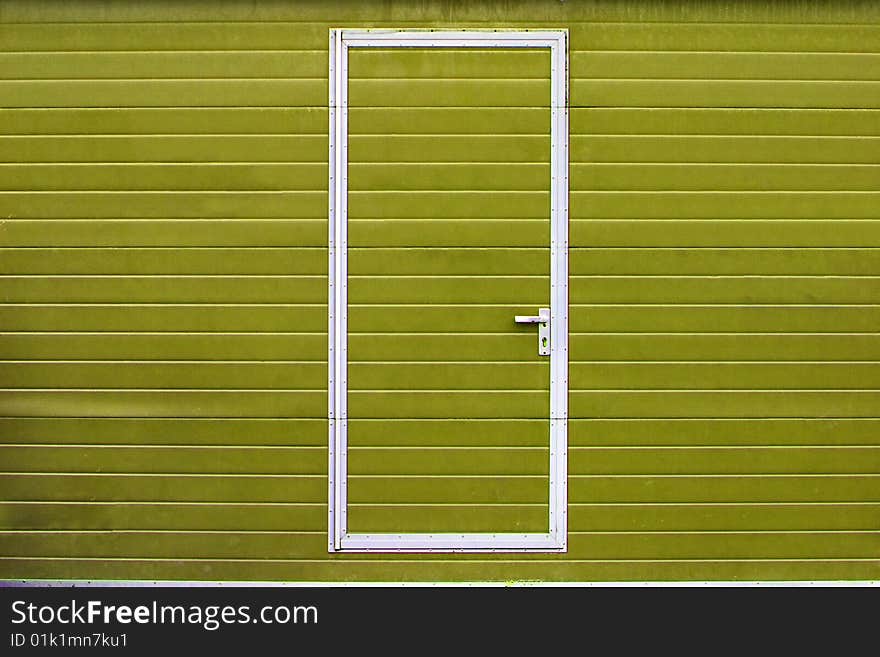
(329, 30, 568, 552)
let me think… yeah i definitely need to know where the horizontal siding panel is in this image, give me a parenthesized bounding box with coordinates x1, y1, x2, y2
(1, 560, 876, 584)
(347, 419, 548, 447)
(349, 220, 549, 248)
(0, 362, 327, 390)
(348, 419, 880, 447)
(570, 192, 880, 220)
(348, 335, 536, 361)
(0, 51, 326, 79)
(349, 277, 548, 304)
(348, 50, 550, 79)
(0, 247, 328, 275)
(571, 220, 880, 248)
(348, 192, 548, 219)
(0, 79, 326, 108)
(2, 531, 877, 560)
(572, 80, 880, 109)
(0, 220, 327, 247)
(573, 52, 880, 81)
(570, 334, 880, 361)
(348, 447, 548, 475)
(349, 136, 549, 163)
(570, 248, 880, 276)
(0, 474, 325, 502)
(0, 20, 877, 51)
(350, 363, 550, 390)
(0, 22, 331, 52)
(348, 305, 555, 333)
(7, 334, 880, 363)
(571, 164, 880, 192)
(572, 306, 880, 334)
(0, 136, 328, 163)
(0, 334, 326, 360)
(575, 108, 880, 136)
(349, 476, 549, 504)
(349, 163, 550, 192)
(0, 301, 788, 334)
(0, 502, 331, 531)
(3, 137, 878, 166)
(354, 305, 880, 333)
(2, 1, 878, 22)
(348, 391, 548, 419)
(6, 502, 876, 532)
(348, 79, 549, 107)
(347, 334, 880, 362)
(570, 363, 880, 390)
(574, 476, 880, 504)
(0, 108, 329, 135)
(10, 191, 873, 222)
(354, 475, 880, 504)
(0, 164, 328, 192)
(349, 363, 880, 392)
(1, 472, 877, 505)
(0, 446, 324, 474)
(32, 136, 850, 166)
(352, 107, 880, 136)
(343, 506, 547, 532)
(351, 107, 549, 134)
(356, 504, 880, 539)
(0, 192, 326, 219)
(570, 503, 880, 532)
(348, 247, 880, 276)
(572, 136, 880, 164)
(6, 107, 875, 138)
(0, 390, 326, 418)
(0, 162, 552, 194)
(8, 532, 320, 560)
(349, 447, 880, 476)
(567, 276, 880, 304)
(344, 391, 880, 419)
(350, 248, 550, 276)
(567, 447, 880, 475)
(569, 391, 880, 418)
(571, 419, 880, 447)
(570, 23, 880, 52)
(0, 305, 327, 332)
(0, 418, 327, 446)
(331, 391, 880, 420)
(0, 276, 327, 303)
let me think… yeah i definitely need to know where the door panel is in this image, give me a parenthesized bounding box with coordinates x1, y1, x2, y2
(345, 46, 551, 536)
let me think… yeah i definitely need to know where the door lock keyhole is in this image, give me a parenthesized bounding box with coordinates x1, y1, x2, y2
(514, 308, 551, 356)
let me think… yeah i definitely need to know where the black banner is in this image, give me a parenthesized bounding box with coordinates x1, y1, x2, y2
(0, 583, 871, 653)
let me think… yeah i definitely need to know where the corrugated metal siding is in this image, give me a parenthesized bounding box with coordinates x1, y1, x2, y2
(0, 0, 879, 581)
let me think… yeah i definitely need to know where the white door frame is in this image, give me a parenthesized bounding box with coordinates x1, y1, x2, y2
(328, 29, 569, 552)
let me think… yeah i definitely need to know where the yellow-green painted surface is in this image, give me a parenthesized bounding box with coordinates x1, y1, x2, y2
(345, 46, 552, 534)
(1, 0, 879, 581)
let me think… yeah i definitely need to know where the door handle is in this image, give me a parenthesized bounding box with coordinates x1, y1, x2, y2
(514, 307, 550, 356)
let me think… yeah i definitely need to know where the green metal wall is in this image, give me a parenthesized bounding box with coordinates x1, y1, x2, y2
(1, 0, 879, 581)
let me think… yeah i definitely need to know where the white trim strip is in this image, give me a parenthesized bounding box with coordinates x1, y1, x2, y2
(341, 533, 564, 553)
(341, 29, 564, 48)
(328, 29, 569, 553)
